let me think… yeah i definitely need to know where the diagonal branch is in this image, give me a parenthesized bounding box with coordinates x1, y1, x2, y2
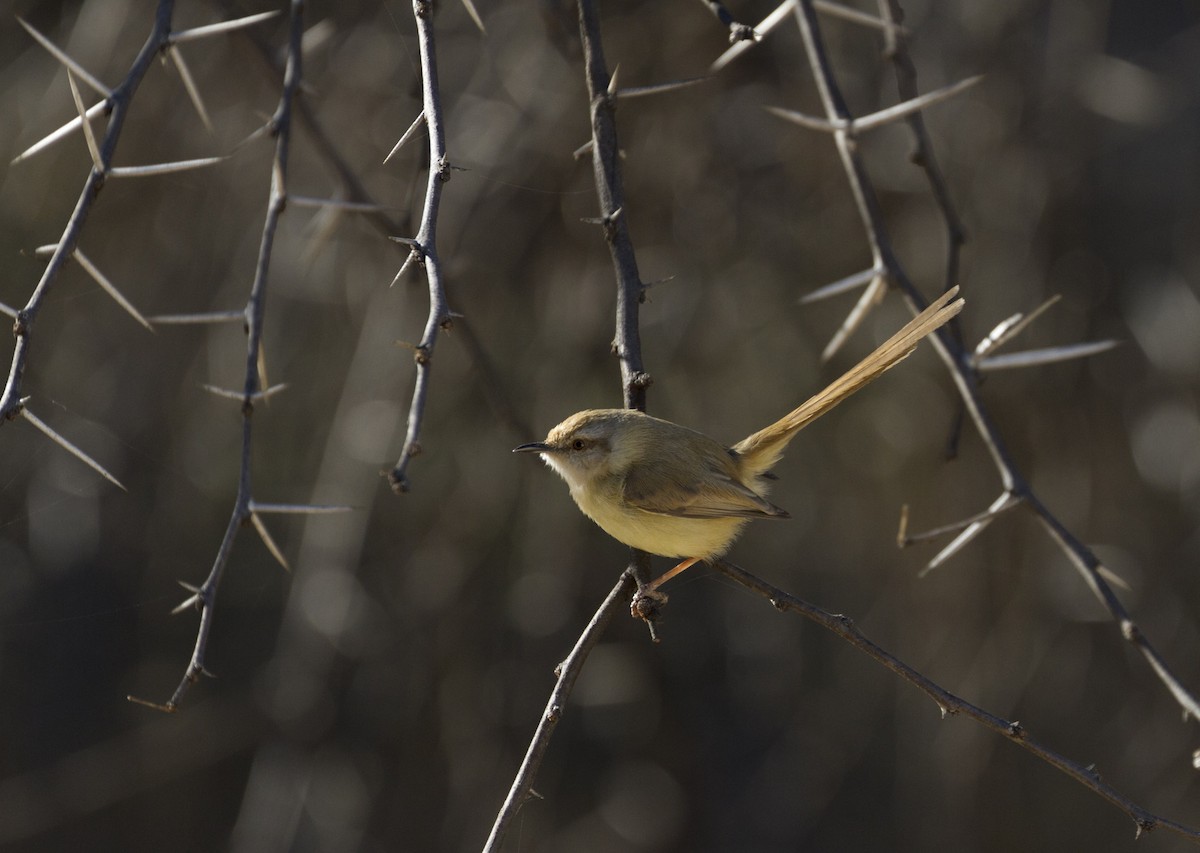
(714, 560, 1200, 843)
(482, 571, 636, 853)
(1, 1, 176, 453)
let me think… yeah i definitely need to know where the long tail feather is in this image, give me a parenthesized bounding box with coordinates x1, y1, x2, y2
(733, 286, 963, 477)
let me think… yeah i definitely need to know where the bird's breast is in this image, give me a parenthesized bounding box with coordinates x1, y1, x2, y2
(570, 480, 747, 559)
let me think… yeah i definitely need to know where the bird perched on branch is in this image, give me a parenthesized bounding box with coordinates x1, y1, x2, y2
(515, 287, 964, 595)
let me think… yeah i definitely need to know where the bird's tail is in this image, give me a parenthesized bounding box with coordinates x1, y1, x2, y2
(732, 286, 964, 478)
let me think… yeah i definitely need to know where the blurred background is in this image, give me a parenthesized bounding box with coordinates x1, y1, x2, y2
(1, 0, 1199, 850)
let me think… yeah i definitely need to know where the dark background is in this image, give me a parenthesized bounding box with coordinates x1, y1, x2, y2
(2, 0, 1200, 850)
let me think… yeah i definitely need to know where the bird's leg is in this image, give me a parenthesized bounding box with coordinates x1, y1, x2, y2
(644, 557, 701, 593)
(632, 557, 702, 631)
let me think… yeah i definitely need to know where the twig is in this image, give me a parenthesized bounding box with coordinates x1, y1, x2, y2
(387, 0, 456, 494)
(793, 0, 1200, 725)
(713, 560, 1200, 843)
(144, 0, 307, 712)
(482, 571, 636, 853)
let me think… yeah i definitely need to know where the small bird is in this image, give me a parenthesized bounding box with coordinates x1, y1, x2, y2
(515, 287, 963, 592)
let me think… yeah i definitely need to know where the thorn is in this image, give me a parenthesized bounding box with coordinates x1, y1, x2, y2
(975, 340, 1121, 372)
(616, 76, 710, 100)
(73, 250, 154, 331)
(801, 266, 881, 304)
(171, 595, 200, 615)
(765, 104, 841, 134)
(107, 156, 227, 178)
(18, 18, 111, 96)
(851, 76, 982, 134)
(820, 274, 887, 363)
(169, 10, 282, 44)
(974, 294, 1062, 359)
(384, 112, 426, 164)
(169, 48, 213, 132)
(66, 69, 103, 171)
(11, 101, 109, 165)
(147, 310, 244, 325)
(19, 407, 125, 490)
(460, 0, 486, 33)
(126, 695, 179, 713)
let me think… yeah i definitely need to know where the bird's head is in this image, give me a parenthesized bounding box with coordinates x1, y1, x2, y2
(514, 409, 646, 492)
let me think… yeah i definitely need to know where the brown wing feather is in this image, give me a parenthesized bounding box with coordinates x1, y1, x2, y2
(622, 448, 788, 520)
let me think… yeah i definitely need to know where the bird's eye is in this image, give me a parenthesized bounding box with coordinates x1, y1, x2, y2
(571, 438, 586, 451)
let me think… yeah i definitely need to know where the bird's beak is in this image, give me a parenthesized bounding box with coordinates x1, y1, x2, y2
(513, 442, 550, 454)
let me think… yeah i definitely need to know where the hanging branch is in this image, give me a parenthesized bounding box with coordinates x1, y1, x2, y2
(1, 1, 177, 478)
(579, 0, 650, 412)
(132, 0, 309, 713)
(387, 0, 456, 494)
(788, 0, 1200, 729)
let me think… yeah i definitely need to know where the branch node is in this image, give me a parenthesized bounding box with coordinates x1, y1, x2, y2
(388, 470, 410, 494)
(729, 23, 757, 43)
(1007, 721, 1026, 740)
(414, 344, 431, 366)
(630, 584, 667, 627)
(630, 371, 653, 390)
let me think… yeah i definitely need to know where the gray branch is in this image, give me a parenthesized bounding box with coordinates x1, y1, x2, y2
(792, 0, 1200, 727)
(388, 0, 456, 494)
(147, 0, 307, 713)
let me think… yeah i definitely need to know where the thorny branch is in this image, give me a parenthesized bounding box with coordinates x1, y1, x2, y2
(482, 0, 659, 845)
(790, 0, 1200, 727)
(388, 0, 457, 494)
(482, 572, 636, 853)
(1, 1, 177, 473)
(579, 0, 650, 413)
(484, 0, 1200, 846)
(575, 0, 656, 592)
(141, 0, 308, 712)
(714, 560, 1200, 843)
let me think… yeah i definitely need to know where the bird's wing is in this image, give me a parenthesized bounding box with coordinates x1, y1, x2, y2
(622, 453, 789, 520)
